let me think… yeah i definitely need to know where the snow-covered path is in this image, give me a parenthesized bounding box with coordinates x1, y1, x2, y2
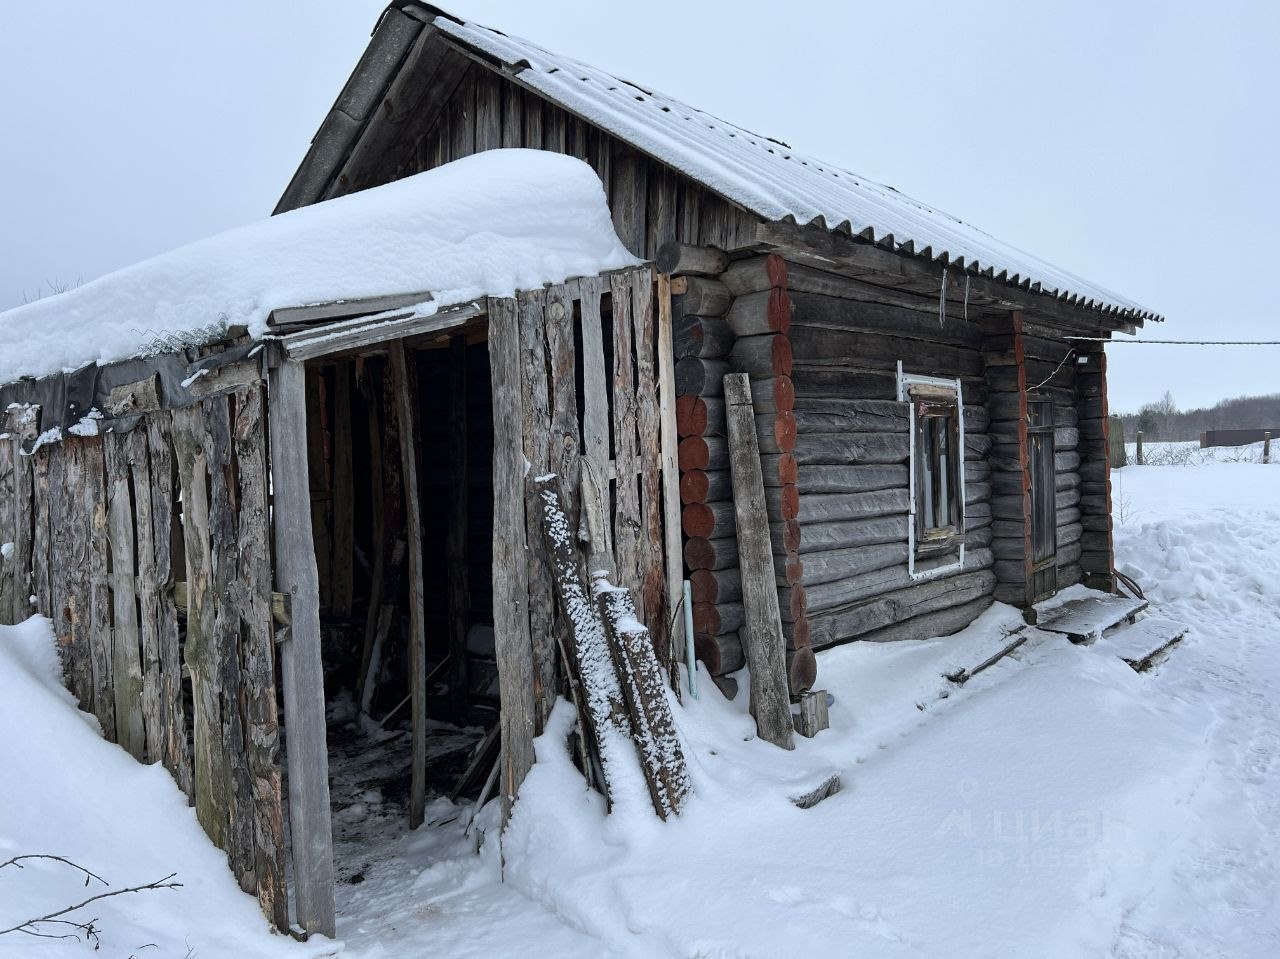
(1108, 467, 1280, 957)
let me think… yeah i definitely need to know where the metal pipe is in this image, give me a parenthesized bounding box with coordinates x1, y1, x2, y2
(683, 579, 698, 699)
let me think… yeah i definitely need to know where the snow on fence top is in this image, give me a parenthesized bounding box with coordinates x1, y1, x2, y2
(433, 14, 1159, 323)
(0, 149, 639, 386)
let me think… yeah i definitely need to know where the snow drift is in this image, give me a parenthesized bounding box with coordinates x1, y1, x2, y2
(0, 149, 639, 385)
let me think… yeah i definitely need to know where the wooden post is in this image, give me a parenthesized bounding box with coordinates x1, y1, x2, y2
(104, 433, 146, 760)
(267, 357, 336, 938)
(172, 406, 226, 845)
(795, 689, 829, 738)
(723, 373, 794, 750)
(487, 297, 537, 826)
(388, 341, 429, 830)
(1264, 432, 1271, 465)
(446, 335, 470, 721)
(656, 273, 686, 682)
(330, 364, 355, 618)
(1136, 431, 1144, 465)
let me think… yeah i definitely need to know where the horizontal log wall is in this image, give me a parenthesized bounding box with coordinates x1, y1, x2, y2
(1075, 343, 1115, 590)
(0, 386, 288, 930)
(349, 58, 758, 259)
(746, 256, 995, 651)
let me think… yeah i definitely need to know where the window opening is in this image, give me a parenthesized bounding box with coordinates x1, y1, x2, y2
(896, 362, 966, 579)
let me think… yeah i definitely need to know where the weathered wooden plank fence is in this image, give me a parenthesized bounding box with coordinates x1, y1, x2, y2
(0, 384, 288, 931)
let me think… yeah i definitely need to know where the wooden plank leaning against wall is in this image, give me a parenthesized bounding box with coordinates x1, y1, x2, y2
(486, 266, 676, 824)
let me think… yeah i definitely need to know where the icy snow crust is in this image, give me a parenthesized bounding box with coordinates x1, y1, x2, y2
(4, 461, 1278, 956)
(0, 150, 639, 386)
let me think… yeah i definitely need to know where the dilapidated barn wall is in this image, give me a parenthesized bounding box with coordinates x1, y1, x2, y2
(0, 386, 288, 931)
(316, 51, 759, 260)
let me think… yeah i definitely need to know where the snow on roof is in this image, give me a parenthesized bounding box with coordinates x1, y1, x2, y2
(0, 149, 639, 385)
(433, 15, 1159, 323)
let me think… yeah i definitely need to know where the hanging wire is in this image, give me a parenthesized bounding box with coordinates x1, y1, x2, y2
(1026, 349, 1078, 392)
(963, 274, 970, 321)
(1064, 337, 1280, 345)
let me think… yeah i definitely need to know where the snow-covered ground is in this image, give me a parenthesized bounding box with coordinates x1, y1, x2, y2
(3, 460, 1278, 957)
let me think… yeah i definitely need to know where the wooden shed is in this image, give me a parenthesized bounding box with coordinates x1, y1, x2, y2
(277, 4, 1160, 682)
(0, 1, 1161, 943)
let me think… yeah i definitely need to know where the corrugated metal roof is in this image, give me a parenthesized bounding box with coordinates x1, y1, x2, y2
(432, 14, 1161, 324)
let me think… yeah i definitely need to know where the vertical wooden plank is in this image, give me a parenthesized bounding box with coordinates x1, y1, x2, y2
(609, 273, 644, 603)
(45, 445, 70, 661)
(486, 296, 537, 826)
(542, 100, 566, 154)
(522, 89, 543, 151)
(578, 275, 613, 564)
(172, 403, 228, 850)
(568, 115, 589, 160)
(589, 128, 612, 207)
(81, 442, 114, 737)
(148, 412, 192, 797)
(233, 384, 289, 932)
(51, 443, 93, 711)
(0, 439, 13, 621)
(647, 166, 678, 266)
(11, 441, 33, 624)
(475, 69, 502, 152)
(388, 341, 428, 830)
(446, 336, 471, 721)
(105, 431, 146, 760)
(330, 364, 355, 618)
(267, 358, 336, 938)
(205, 396, 257, 892)
(31, 452, 51, 619)
(517, 290, 557, 732)
(304, 370, 333, 610)
(126, 428, 164, 764)
(655, 273, 686, 676)
(678, 181, 702, 248)
(356, 364, 388, 706)
(500, 79, 523, 148)
(450, 69, 476, 161)
(630, 268, 668, 659)
(723, 373, 795, 750)
(611, 148, 647, 257)
(544, 281, 582, 548)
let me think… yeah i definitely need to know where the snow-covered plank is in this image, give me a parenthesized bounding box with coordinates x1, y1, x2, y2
(1036, 594, 1148, 643)
(594, 574, 691, 819)
(534, 476, 639, 809)
(1105, 617, 1188, 672)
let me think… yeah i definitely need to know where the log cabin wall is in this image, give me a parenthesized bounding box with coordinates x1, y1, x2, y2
(0, 387, 289, 931)
(328, 57, 759, 260)
(779, 258, 996, 648)
(1075, 343, 1115, 591)
(678, 250, 1002, 682)
(983, 318, 1086, 606)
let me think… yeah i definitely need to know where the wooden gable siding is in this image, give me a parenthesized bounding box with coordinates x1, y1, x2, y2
(328, 56, 759, 260)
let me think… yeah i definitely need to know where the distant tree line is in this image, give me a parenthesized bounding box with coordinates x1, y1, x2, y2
(1113, 392, 1280, 441)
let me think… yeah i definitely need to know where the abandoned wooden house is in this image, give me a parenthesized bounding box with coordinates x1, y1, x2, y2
(0, 0, 1162, 942)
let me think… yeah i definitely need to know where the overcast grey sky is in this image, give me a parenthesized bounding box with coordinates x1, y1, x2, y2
(2, 1, 1276, 412)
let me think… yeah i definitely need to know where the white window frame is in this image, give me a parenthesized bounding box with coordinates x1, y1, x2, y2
(897, 361, 966, 580)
